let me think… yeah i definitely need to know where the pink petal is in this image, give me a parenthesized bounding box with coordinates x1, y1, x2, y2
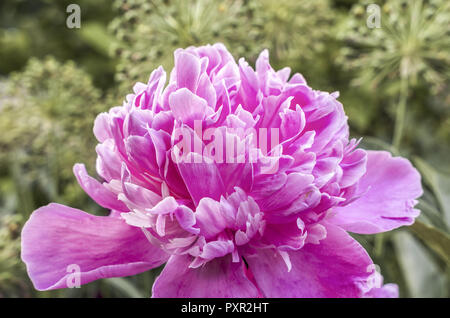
(125, 135, 159, 177)
(93, 112, 112, 143)
(144, 66, 166, 111)
(339, 148, 367, 188)
(244, 222, 374, 297)
(73, 163, 128, 212)
(95, 139, 122, 182)
(174, 51, 201, 92)
(177, 154, 226, 206)
(217, 161, 253, 194)
(194, 198, 230, 239)
(120, 178, 162, 210)
(254, 172, 321, 223)
(151, 111, 174, 133)
(152, 255, 259, 297)
(364, 284, 399, 298)
(261, 220, 307, 251)
(123, 109, 153, 137)
(236, 58, 260, 112)
(256, 172, 314, 210)
(331, 151, 422, 234)
(196, 73, 217, 107)
(21, 203, 168, 291)
(169, 88, 209, 126)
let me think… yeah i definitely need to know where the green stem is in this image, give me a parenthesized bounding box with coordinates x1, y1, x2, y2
(392, 75, 409, 150)
(374, 233, 385, 258)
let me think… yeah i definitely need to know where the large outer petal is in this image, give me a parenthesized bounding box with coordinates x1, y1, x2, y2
(21, 203, 168, 291)
(152, 254, 259, 298)
(331, 151, 422, 234)
(244, 223, 374, 297)
(364, 284, 399, 298)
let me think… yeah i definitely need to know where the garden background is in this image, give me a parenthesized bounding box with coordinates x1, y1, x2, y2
(0, 0, 449, 297)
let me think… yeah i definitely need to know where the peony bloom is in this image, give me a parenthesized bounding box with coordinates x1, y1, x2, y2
(21, 43, 422, 298)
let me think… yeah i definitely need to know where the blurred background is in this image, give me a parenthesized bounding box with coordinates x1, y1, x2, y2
(0, 0, 449, 297)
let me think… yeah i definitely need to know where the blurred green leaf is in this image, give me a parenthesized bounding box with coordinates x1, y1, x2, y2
(393, 231, 448, 297)
(414, 156, 450, 228)
(360, 136, 399, 155)
(79, 22, 117, 56)
(410, 220, 450, 265)
(104, 278, 145, 298)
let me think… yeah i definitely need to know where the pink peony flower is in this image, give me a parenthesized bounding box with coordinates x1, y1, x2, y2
(21, 43, 422, 297)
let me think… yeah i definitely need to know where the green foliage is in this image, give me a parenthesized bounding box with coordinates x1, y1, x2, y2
(0, 57, 104, 212)
(0, 57, 112, 297)
(0, 214, 32, 297)
(110, 0, 335, 92)
(255, 0, 335, 72)
(338, 0, 450, 93)
(0, 0, 117, 88)
(110, 0, 261, 91)
(393, 230, 448, 297)
(337, 0, 450, 159)
(410, 220, 450, 264)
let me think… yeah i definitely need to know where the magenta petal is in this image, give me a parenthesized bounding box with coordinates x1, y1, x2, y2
(125, 135, 159, 177)
(331, 151, 422, 234)
(197, 73, 217, 107)
(177, 157, 226, 206)
(261, 221, 307, 251)
(21, 203, 168, 291)
(169, 88, 209, 126)
(174, 51, 201, 92)
(144, 66, 166, 111)
(95, 140, 122, 182)
(194, 198, 229, 239)
(339, 148, 367, 188)
(73, 163, 128, 212)
(245, 223, 374, 297)
(257, 173, 314, 211)
(152, 255, 259, 298)
(123, 109, 153, 137)
(93, 112, 112, 143)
